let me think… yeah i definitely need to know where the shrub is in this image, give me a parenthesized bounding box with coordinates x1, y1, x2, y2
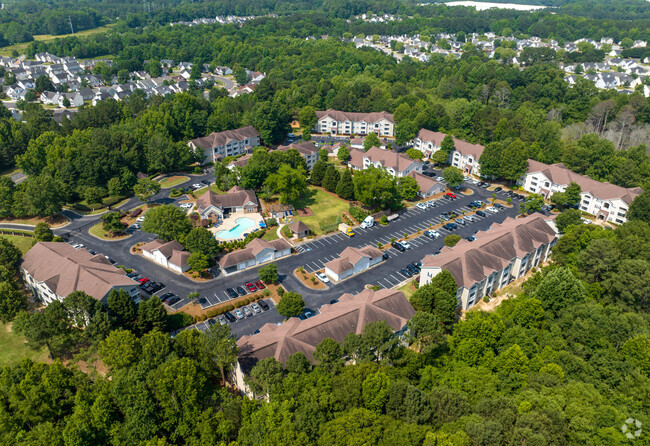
(170, 189, 181, 198)
(263, 289, 271, 297)
(377, 242, 383, 248)
(380, 215, 388, 225)
(266, 218, 278, 227)
(130, 208, 143, 218)
(102, 195, 124, 207)
(225, 304, 234, 311)
(277, 286, 285, 296)
(349, 206, 369, 223)
(166, 312, 194, 330)
(483, 295, 490, 303)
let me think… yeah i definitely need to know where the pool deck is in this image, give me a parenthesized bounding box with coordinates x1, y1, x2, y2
(211, 212, 265, 242)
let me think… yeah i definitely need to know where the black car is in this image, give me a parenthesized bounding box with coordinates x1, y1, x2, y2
(198, 298, 207, 305)
(167, 296, 181, 306)
(226, 288, 238, 299)
(150, 283, 165, 293)
(329, 299, 339, 305)
(494, 186, 503, 192)
(224, 312, 236, 323)
(207, 318, 216, 325)
(159, 292, 174, 301)
(466, 236, 477, 242)
(201, 179, 211, 185)
(476, 210, 487, 217)
(407, 264, 420, 274)
(236, 286, 247, 296)
(448, 223, 458, 229)
(413, 261, 422, 268)
(258, 300, 270, 311)
(391, 241, 406, 252)
(400, 268, 412, 278)
(433, 249, 442, 256)
(494, 203, 504, 209)
(382, 252, 390, 260)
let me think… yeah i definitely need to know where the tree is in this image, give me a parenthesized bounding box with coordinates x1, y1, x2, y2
(500, 139, 528, 182)
(362, 371, 391, 413)
(363, 132, 381, 151)
(248, 357, 283, 396)
(137, 297, 167, 335)
(397, 176, 420, 201)
(25, 90, 37, 102)
(183, 227, 219, 256)
(187, 252, 210, 272)
(628, 190, 650, 223)
(147, 60, 162, 77)
(411, 280, 457, 326)
(310, 160, 328, 186)
(258, 262, 278, 283)
(0, 281, 26, 322)
(190, 64, 202, 80)
(13, 301, 75, 358)
(99, 329, 140, 369)
(551, 182, 581, 209)
(313, 337, 342, 372)
(133, 178, 161, 202)
(444, 234, 461, 247)
(0, 176, 15, 219)
(337, 146, 350, 163)
(0, 237, 22, 271)
(535, 267, 585, 316)
(34, 222, 53, 241)
(117, 69, 130, 84)
(101, 211, 125, 236)
(276, 291, 305, 318)
(353, 167, 401, 210)
(298, 106, 317, 130)
(336, 169, 355, 200)
(202, 324, 239, 384)
(319, 148, 328, 162)
(555, 209, 582, 233)
(407, 311, 445, 352)
(479, 142, 503, 178)
(406, 148, 424, 160)
(441, 134, 455, 152)
(443, 166, 464, 188)
(21, 174, 66, 217)
(520, 194, 544, 214)
(35, 75, 54, 93)
(266, 165, 307, 204)
(285, 352, 311, 374)
(322, 165, 340, 192)
(234, 67, 249, 86)
(620, 335, 650, 374)
(107, 289, 138, 331)
(142, 204, 192, 241)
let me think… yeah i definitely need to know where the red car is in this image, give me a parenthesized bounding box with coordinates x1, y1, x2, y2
(255, 281, 266, 290)
(446, 192, 457, 198)
(139, 277, 149, 285)
(245, 282, 257, 292)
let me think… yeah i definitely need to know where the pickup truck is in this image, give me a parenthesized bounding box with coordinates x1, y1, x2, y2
(338, 223, 355, 237)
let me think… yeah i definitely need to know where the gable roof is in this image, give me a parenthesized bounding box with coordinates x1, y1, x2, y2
(237, 288, 414, 373)
(275, 141, 318, 157)
(20, 242, 137, 300)
(416, 128, 446, 145)
(452, 139, 485, 159)
(408, 171, 443, 192)
(196, 187, 259, 213)
(421, 214, 557, 289)
(316, 109, 394, 124)
(189, 125, 260, 150)
(218, 238, 291, 268)
(324, 245, 383, 274)
(526, 159, 643, 204)
(364, 146, 419, 172)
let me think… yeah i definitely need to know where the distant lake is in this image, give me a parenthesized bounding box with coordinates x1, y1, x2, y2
(443, 1, 548, 10)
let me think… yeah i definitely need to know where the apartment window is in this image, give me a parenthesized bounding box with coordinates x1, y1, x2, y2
(616, 218, 624, 223)
(544, 182, 550, 187)
(618, 212, 626, 217)
(531, 181, 538, 187)
(603, 202, 609, 209)
(581, 206, 588, 211)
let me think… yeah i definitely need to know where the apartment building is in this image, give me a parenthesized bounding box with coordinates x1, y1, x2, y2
(315, 109, 395, 137)
(419, 215, 558, 310)
(449, 140, 485, 175)
(520, 159, 643, 224)
(188, 126, 260, 163)
(274, 141, 320, 170)
(348, 146, 422, 177)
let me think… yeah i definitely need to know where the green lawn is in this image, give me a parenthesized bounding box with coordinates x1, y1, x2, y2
(89, 222, 130, 240)
(289, 187, 350, 235)
(195, 184, 227, 197)
(159, 176, 189, 189)
(0, 322, 48, 366)
(0, 24, 117, 56)
(263, 228, 280, 241)
(0, 235, 35, 254)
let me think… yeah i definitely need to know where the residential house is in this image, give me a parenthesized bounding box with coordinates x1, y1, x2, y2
(520, 159, 643, 223)
(274, 141, 319, 170)
(348, 146, 422, 177)
(412, 129, 446, 156)
(315, 109, 395, 137)
(226, 154, 252, 170)
(40, 91, 60, 105)
(449, 140, 485, 175)
(420, 214, 558, 310)
(219, 238, 292, 274)
(188, 126, 261, 163)
(20, 242, 139, 305)
(324, 245, 384, 282)
(196, 186, 259, 221)
(215, 66, 232, 75)
(59, 92, 84, 107)
(350, 138, 365, 149)
(141, 239, 191, 273)
(288, 220, 311, 239)
(408, 171, 445, 198)
(234, 288, 415, 396)
(78, 88, 94, 101)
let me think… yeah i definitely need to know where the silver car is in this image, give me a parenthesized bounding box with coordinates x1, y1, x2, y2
(242, 306, 253, 317)
(234, 308, 244, 319)
(251, 303, 262, 313)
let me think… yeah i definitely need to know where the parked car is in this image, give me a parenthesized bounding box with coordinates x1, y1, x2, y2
(242, 306, 253, 317)
(436, 176, 444, 182)
(382, 252, 390, 260)
(192, 183, 202, 189)
(207, 318, 216, 325)
(481, 182, 490, 188)
(315, 272, 330, 283)
(226, 288, 238, 299)
(217, 315, 227, 325)
(455, 218, 466, 225)
(406, 264, 419, 274)
(180, 203, 193, 209)
(427, 200, 437, 208)
(234, 309, 244, 319)
(466, 236, 477, 242)
(258, 300, 270, 311)
(424, 230, 441, 238)
(448, 223, 458, 230)
(159, 292, 174, 301)
(392, 241, 406, 252)
(329, 299, 339, 305)
(416, 202, 427, 210)
(494, 186, 503, 192)
(400, 241, 411, 249)
(139, 277, 149, 285)
(494, 203, 505, 209)
(485, 206, 499, 214)
(476, 210, 487, 217)
(245, 282, 257, 292)
(224, 312, 236, 323)
(443, 223, 454, 231)
(251, 303, 262, 313)
(446, 192, 457, 199)
(255, 281, 266, 289)
(440, 214, 450, 221)
(236, 286, 247, 296)
(167, 296, 181, 306)
(464, 215, 476, 222)
(201, 179, 211, 185)
(299, 310, 315, 320)
(400, 268, 413, 278)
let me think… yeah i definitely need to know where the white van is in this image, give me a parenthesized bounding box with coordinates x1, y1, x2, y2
(360, 215, 374, 229)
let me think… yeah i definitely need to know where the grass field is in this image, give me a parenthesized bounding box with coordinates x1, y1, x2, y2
(0, 322, 48, 366)
(0, 24, 117, 56)
(195, 184, 227, 197)
(0, 235, 35, 254)
(89, 222, 130, 240)
(159, 176, 189, 189)
(263, 228, 280, 241)
(399, 280, 418, 299)
(289, 187, 350, 235)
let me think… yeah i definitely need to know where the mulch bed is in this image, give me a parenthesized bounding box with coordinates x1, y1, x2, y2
(295, 207, 314, 217)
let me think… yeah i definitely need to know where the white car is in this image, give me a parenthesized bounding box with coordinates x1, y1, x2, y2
(192, 183, 202, 189)
(416, 202, 427, 210)
(464, 215, 475, 222)
(425, 230, 441, 238)
(315, 272, 330, 283)
(427, 200, 437, 208)
(136, 215, 146, 223)
(401, 241, 412, 249)
(485, 206, 499, 214)
(436, 176, 444, 182)
(464, 176, 472, 181)
(180, 203, 193, 209)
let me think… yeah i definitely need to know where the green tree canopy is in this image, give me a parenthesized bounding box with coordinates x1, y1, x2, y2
(142, 204, 192, 241)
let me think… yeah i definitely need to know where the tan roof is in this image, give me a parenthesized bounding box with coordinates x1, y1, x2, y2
(196, 187, 259, 213)
(237, 288, 414, 373)
(453, 139, 485, 159)
(267, 204, 294, 213)
(416, 129, 446, 145)
(324, 257, 355, 275)
(288, 220, 310, 233)
(527, 159, 643, 204)
(348, 147, 367, 169)
(218, 238, 291, 268)
(142, 239, 189, 268)
(189, 125, 259, 150)
(363, 146, 419, 172)
(316, 109, 394, 124)
(325, 245, 382, 274)
(275, 141, 318, 157)
(421, 214, 557, 289)
(20, 242, 137, 301)
(408, 171, 443, 193)
(228, 154, 251, 167)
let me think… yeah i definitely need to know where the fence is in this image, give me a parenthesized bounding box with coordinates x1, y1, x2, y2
(0, 229, 34, 238)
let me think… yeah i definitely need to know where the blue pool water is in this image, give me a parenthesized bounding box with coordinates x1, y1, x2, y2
(215, 217, 257, 240)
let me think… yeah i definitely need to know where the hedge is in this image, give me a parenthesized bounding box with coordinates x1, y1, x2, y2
(102, 195, 126, 206)
(349, 206, 369, 223)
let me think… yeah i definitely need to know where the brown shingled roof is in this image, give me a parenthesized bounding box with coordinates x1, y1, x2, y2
(196, 188, 259, 213)
(189, 125, 259, 150)
(275, 141, 318, 157)
(527, 159, 643, 204)
(421, 214, 557, 289)
(364, 146, 418, 172)
(288, 220, 310, 234)
(324, 245, 382, 274)
(20, 242, 137, 301)
(237, 288, 414, 373)
(316, 109, 394, 124)
(218, 238, 291, 268)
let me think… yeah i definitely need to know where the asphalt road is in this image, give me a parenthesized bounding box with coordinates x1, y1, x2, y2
(3, 169, 522, 339)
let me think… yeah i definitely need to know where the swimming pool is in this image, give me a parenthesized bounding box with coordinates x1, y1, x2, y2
(215, 217, 257, 240)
